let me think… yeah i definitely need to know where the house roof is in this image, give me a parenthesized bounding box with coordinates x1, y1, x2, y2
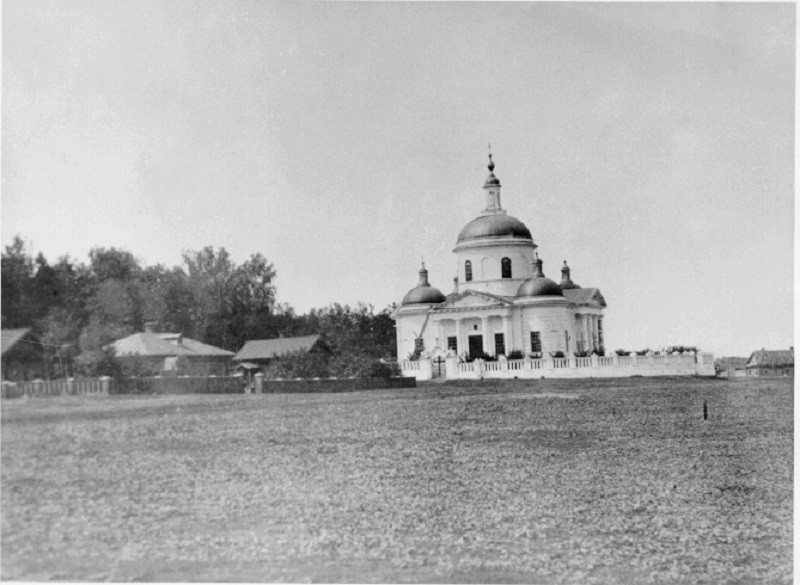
(234, 335, 322, 361)
(563, 287, 607, 307)
(715, 357, 749, 369)
(746, 349, 794, 369)
(109, 332, 234, 358)
(1, 328, 33, 357)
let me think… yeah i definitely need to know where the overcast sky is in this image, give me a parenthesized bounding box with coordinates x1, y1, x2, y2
(3, 1, 795, 357)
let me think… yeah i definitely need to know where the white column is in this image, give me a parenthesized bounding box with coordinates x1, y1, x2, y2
(502, 315, 512, 355)
(437, 320, 444, 349)
(581, 315, 590, 352)
(455, 319, 463, 356)
(481, 316, 491, 356)
(592, 315, 599, 351)
(597, 317, 604, 350)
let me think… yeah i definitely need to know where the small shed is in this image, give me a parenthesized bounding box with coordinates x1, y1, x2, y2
(714, 356, 749, 378)
(233, 335, 327, 368)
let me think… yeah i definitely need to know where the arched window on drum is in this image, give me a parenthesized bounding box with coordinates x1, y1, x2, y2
(465, 260, 473, 282)
(501, 257, 512, 279)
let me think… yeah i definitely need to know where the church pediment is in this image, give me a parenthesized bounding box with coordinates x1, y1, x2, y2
(562, 287, 607, 308)
(437, 289, 513, 311)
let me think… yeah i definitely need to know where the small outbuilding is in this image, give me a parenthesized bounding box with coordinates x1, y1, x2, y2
(233, 335, 327, 369)
(715, 356, 749, 378)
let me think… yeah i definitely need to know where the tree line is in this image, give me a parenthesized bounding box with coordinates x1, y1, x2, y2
(1, 236, 397, 379)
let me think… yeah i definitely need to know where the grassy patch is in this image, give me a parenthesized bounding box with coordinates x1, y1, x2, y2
(1, 377, 792, 583)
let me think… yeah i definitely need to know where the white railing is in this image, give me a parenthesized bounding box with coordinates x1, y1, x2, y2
(399, 360, 420, 372)
(74, 379, 105, 394)
(439, 352, 709, 380)
(2, 377, 111, 398)
(458, 362, 477, 373)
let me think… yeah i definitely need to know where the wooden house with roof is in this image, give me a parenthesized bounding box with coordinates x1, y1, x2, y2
(233, 335, 328, 371)
(108, 327, 234, 376)
(1, 328, 46, 380)
(743, 348, 794, 377)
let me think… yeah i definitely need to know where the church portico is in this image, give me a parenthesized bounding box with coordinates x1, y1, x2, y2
(432, 308, 514, 358)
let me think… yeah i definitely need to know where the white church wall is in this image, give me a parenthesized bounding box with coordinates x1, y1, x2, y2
(520, 305, 573, 356)
(395, 311, 430, 360)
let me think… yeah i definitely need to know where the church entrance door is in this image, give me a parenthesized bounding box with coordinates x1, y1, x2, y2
(468, 335, 483, 359)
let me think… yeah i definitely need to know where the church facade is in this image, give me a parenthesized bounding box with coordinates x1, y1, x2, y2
(392, 154, 715, 379)
(393, 154, 606, 362)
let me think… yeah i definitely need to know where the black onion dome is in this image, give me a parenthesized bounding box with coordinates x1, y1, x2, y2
(517, 278, 563, 297)
(402, 264, 446, 306)
(517, 256, 563, 298)
(402, 286, 446, 305)
(457, 214, 532, 244)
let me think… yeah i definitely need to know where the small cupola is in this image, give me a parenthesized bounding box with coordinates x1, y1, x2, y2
(559, 260, 581, 290)
(401, 262, 447, 306)
(516, 253, 563, 298)
(482, 146, 504, 214)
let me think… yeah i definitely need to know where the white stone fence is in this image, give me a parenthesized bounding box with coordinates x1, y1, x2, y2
(2, 377, 111, 398)
(399, 352, 715, 381)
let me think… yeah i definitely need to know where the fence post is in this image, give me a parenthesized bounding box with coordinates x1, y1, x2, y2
(32, 378, 42, 397)
(65, 377, 74, 396)
(445, 355, 459, 379)
(476, 359, 485, 379)
(99, 376, 111, 395)
(254, 373, 264, 394)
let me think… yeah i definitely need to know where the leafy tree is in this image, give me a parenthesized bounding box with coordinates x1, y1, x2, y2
(298, 302, 396, 359)
(1, 235, 35, 328)
(88, 247, 140, 283)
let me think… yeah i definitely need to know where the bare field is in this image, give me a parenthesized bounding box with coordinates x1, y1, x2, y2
(1, 377, 792, 583)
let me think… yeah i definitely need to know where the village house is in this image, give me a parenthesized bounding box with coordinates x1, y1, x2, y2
(1, 328, 46, 381)
(743, 348, 794, 377)
(108, 326, 234, 376)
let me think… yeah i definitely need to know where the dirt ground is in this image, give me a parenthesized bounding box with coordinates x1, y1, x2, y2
(1, 376, 792, 583)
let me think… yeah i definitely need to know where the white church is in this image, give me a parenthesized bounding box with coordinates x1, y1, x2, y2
(392, 154, 714, 380)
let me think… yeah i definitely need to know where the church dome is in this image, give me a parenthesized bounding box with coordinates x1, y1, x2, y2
(402, 264, 446, 306)
(517, 256, 563, 298)
(457, 214, 532, 244)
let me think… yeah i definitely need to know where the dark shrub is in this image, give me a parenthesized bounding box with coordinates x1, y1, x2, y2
(507, 350, 524, 360)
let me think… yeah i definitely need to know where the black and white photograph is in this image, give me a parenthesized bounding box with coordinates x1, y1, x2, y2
(1, 1, 794, 583)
